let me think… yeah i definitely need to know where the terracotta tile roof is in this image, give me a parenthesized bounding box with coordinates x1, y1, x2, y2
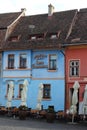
(0, 12, 22, 28)
(0, 30, 6, 49)
(2, 39, 63, 50)
(3, 9, 77, 50)
(0, 11, 24, 50)
(66, 8, 87, 43)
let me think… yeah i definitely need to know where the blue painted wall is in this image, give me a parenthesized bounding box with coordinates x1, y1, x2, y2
(0, 49, 65, 112)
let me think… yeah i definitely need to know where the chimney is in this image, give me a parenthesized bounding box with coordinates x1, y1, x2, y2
(48, 4, 54, 17)
(21, 8, 26, 16)
(21, 8, 26, 12)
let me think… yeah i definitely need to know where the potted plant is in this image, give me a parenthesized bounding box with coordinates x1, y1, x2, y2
(18, 105, 28, 120)
(46, 106, 56, 123)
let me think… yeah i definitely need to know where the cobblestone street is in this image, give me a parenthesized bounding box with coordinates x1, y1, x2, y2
(0, 117, 87, 130)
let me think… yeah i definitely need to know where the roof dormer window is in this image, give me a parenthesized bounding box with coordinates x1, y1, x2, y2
(49, 31, 61, 39)
(31, 36, 36, 40)
(8, 35, 21, 42)
(50, 34, 57, 39)
(71, 38, 80, 42)
(37, 34, 44, 40)
(49, 32, 58, 39)
(29, 35, 36, 40)
(29, 34, 44, 41)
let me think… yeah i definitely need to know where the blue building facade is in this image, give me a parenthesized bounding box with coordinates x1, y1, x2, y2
(0, 5, 77, 112)
(0, 49, 65, 111)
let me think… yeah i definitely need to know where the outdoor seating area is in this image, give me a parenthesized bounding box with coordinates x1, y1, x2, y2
(0, 106, 47, 119)
(0, 106, 87, 123)
(30, 109, 47, 119)
(0, 106, 7, 115)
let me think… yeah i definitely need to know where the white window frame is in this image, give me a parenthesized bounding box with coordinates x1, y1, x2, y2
(69, 60, 79, 77)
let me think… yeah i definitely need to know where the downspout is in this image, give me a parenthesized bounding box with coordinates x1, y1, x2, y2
(59, 50, 66, 113)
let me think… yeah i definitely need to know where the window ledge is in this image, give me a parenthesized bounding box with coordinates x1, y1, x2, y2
(69, 76, 79, 77)
(5, 95, 14, 98)
(42, 98, 51, 101)
(6, 67, 15, 70)
(48, 69, 57, 72)
(17, 67, 31, 70)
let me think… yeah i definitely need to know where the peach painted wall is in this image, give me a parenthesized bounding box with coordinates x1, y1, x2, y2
(65, 46, 87, 112)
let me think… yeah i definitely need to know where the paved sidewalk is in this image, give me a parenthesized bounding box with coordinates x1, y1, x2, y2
(0, 117, 87, 130)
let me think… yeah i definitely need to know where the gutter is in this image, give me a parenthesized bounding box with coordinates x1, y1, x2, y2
(63, 42, 87, 47)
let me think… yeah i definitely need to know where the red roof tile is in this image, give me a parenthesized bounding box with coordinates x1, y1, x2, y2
(0, 11, 25, 50)
(66, 8, 87, 43)
(3, 9, 77, 50)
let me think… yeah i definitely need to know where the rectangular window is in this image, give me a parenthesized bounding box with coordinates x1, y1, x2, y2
(8, 54, 14, 69)
(6, 84, 9, 97)
(18, 84, 23, 98)
(6, 83, 14, 98)
(19, 54, 27, 68)
(70, 60, 79, 77)
(49, 54, 57, 70)
(43, 84, 51, 99)
(69, 88, 73, 106)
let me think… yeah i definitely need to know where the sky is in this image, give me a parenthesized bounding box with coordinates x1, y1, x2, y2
(0, 0, 87, 16)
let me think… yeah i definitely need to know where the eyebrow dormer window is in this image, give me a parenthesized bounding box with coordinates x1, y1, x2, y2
(37, 34, 44, 40)
(47, 33, 58, 39)
(48, 31, 61, 39)
(9, 35, 21, 42)
(50, 34, 57, 39)
(31, 36, 36, 40)
(29, 34, 44, 40)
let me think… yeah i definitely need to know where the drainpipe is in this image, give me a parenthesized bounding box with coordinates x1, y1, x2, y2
(59, 50, 66, 114)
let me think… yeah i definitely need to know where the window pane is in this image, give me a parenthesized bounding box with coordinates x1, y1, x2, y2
(6, 83, 14, 98)
(43, 84, 51, 99)
(8, 54, 14, 69)
(50, 55, 57, 59)
(19, 84, 23, 98)
(20, 54, 27, 68)
(70, 60, 79, 77)
(49, 55, 57, 70)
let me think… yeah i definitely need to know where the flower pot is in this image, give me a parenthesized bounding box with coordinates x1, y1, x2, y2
(46, 112, 55, 123)
(19, 110, 27, 120)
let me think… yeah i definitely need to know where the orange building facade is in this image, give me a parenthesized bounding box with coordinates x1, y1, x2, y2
(65, 45, 87, 115)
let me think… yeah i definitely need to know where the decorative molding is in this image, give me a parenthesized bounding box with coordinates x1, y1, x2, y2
(32, 77, 64, 80)
(3, 76, 31, 78)
(32, 65, 48, 68)
(3, 68, 31, 71)
(32, 53, 47, 68)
